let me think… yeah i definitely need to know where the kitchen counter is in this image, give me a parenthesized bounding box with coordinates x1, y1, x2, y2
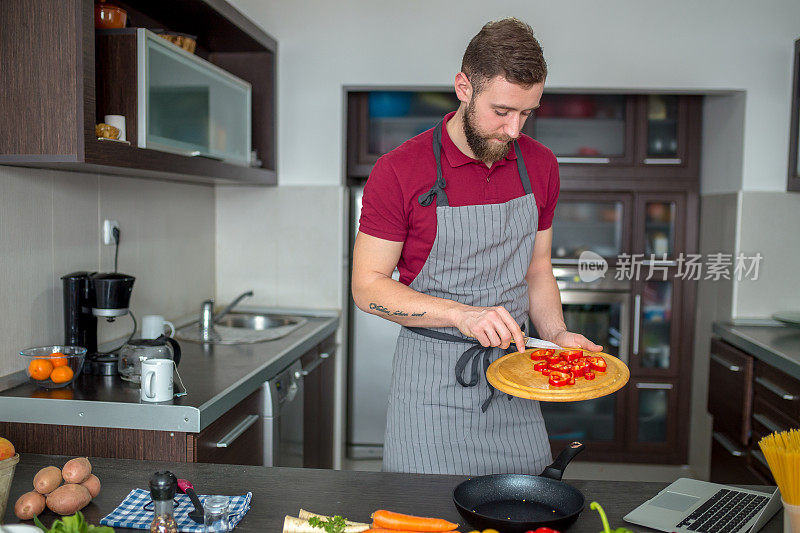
(0, 309, 339, 433)
(713, 321, 800, 380)
(2, 454, 784, 532)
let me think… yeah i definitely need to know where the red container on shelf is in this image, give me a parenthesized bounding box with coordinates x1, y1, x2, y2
(95, 0, 127, 29)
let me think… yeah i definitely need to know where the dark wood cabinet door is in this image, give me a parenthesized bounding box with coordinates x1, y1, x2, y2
(707, 339, 754, 446)
(302, 334, 337, 469)
(189, 388, 264, 466)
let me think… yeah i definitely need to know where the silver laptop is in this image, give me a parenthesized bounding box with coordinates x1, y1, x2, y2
(624, 478, 782, 533)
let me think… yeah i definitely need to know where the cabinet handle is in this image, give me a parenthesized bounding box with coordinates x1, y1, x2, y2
(215, 414, 259, 448)
(633, 294, 641, 356)
(643, 158, 682, 165)
(710, 353, 742, 372)
(750, 449, 770, 470)
(556, 156, 611, 164)
(636, 382, 673, 390)
(712, 432, 745, 457)
(753, 413, 785, 435)
(754, 376, 798, 401)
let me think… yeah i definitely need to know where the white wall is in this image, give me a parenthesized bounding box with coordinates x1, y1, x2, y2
(230, 0, 800, 191)
(0, 166, 215, 377)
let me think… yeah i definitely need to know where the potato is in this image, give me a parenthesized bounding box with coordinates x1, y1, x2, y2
(33, 465, 62, 494)
(15, 491, 46, 520)
(62, 457, 92, 484)
(45, 483, 91, 515)
(80, 474, 101, 498)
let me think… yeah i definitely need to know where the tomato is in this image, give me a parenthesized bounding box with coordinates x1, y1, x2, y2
(533, 361, 548, 372)
(584, 371, 596, 380)
(560, 349, 583, 361)
(588, 356, 607, 372)
(548, 370, 572, 387)
(530, 348, 555, 360)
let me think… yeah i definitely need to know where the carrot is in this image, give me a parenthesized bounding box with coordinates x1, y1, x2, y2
(370, 510, 458, 532)
(366, 530, 460, 533)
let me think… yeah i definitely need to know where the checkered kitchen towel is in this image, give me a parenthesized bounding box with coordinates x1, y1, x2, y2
(100, 488, 252, 531)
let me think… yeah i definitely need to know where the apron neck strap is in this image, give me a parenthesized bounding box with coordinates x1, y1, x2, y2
(418, 120, 450, 207)
(514, 141, 533, 195)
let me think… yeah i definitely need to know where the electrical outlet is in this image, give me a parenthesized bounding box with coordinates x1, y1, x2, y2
(103, 219, 120, 245)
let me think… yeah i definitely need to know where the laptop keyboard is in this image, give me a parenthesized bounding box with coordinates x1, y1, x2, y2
(676, 489, 769, 533)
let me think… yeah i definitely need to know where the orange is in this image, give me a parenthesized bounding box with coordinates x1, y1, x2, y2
(50, 353, 68, 367)
(28, 359, 54, 380)
(50, 366, 74, 384)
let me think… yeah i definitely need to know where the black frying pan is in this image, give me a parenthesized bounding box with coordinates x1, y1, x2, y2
(452, 442, 585, 533)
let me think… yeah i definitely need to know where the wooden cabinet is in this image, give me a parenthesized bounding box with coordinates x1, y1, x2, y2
(188, 389, 264, 466)
(302, 335, 337, 469)
(0, 0, 277, 185)
(707, 338, 800, 484)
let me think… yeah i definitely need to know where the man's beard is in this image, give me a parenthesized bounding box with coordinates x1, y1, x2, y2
(462, 99, 513, 165)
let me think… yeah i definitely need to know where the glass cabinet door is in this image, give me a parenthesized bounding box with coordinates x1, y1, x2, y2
(628, 380, 679, 454)
(631, 278, 682, 377)
(524, 94, 634, 165)
(139, 29, 251, 165)
(634, 193, 686, 262)
(551, 193, 631, 263)
(541, 395, 617, 442)
(637, 95, 691, 168)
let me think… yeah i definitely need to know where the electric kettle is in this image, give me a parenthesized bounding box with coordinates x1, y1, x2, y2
(118, 315, 182, 383)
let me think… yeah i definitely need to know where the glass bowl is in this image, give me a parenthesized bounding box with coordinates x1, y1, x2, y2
(20, 346, 86, 389)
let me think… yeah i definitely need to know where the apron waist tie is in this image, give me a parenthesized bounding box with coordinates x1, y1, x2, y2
(405, 326, 516, 412)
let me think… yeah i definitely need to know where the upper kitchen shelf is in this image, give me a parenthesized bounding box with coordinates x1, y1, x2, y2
(0, 0, 277, 185)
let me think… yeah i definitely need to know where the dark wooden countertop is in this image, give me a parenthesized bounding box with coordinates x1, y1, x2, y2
(2, 454, 784, 532)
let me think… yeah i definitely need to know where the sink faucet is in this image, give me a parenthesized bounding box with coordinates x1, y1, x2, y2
(199, 291, 254, 342)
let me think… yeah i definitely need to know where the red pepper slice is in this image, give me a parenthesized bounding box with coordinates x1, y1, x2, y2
(560, 349, 583, 361)
(540, 368, 551, 375)
(584, 371, 596, 380)
(570, 363, 586, 378)
(533, 361, 548, 372)
(546, 353, 563, 364)
(588, 356, 607, 372)
(548, 370, 572, 387)
(530, 348, 555, 360)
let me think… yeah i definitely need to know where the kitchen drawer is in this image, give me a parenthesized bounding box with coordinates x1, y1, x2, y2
(754, 360, 800, 424)
(710, 431, 762, 484)
(749, 424, 777, 484)
(189, 388, 264, 466)
(708, 339, 753, 445)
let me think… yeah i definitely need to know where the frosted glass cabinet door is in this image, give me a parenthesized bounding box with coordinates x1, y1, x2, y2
(138, 29, 251, 165)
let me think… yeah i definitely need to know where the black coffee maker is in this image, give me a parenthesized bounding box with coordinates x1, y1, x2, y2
(62, 271, 135, 375)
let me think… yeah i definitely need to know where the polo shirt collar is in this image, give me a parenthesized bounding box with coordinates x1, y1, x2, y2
(441, 111, 517, 168)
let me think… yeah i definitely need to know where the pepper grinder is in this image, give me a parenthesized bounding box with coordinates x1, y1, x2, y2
(149, 471, 178, 533)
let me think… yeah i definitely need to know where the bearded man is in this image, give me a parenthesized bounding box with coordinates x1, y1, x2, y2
(351, 18, 601, 475)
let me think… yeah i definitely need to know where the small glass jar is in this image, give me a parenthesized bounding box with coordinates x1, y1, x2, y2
(203, 495, 231, 532)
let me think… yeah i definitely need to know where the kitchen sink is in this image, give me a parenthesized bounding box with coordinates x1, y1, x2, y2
(176, 312, 308, 344)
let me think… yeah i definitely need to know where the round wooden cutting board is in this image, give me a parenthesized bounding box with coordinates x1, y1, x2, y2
(486, 348, 630, 402)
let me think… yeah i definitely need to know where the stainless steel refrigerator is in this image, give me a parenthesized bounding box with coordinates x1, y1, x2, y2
(347, 185, 401, 459)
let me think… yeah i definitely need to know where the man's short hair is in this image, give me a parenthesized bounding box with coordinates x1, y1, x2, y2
(461, 18, 547, 94)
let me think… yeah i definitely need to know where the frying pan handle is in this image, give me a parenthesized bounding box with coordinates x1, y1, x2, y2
(540, 441, 584, 481)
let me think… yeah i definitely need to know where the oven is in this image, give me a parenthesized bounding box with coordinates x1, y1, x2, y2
(530, 266, 631, 444)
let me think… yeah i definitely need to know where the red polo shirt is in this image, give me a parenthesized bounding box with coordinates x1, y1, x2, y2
(359, 111, 560, 286)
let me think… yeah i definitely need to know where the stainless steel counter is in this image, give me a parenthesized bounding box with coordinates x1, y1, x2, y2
(0, 309, 339, 433)
(713, 321, 800, 379)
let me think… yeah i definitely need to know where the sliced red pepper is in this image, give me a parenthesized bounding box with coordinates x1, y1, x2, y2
(532, 528, 561, 533)
(530, 348, 555, 360)
(584, 371, 596, 380)
(560, 349, 583, 361)
(570, 363, 586, 378)
(548, 370, 572, 387)
(567, 372, 575, 385)
(533, 361, 548, 372)
(588, 356, 607, 372)
(546, 353, 563, 364)
(540, 367, 551, 375)
(549, 361, 570, 373)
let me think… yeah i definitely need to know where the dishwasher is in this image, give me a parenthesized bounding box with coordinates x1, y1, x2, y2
(263, 360, 304, 467)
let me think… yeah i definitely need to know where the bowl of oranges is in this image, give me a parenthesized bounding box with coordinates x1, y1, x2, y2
(21, 345, 86, 388)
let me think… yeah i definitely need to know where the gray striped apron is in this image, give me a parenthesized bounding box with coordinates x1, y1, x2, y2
(382, 121, 552, 475)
